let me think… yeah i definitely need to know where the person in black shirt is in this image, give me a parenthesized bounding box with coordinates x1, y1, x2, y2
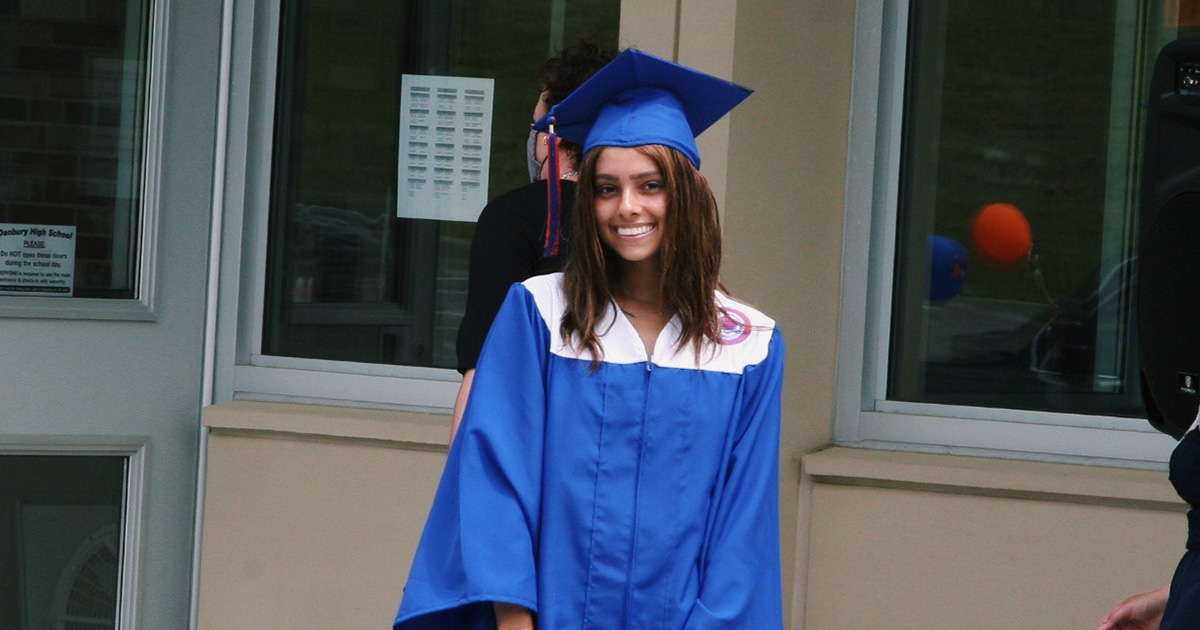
(1098, 416, 1200, 630)
(451, 40, 616, 440)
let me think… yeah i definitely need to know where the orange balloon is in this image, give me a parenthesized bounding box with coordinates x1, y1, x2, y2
(973, 203, 1031, 270)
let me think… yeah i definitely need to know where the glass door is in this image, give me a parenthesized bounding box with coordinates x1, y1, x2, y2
(0, 0, 222, 624)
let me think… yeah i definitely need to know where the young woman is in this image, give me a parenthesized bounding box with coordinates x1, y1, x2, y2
(394, 49, 784, 630)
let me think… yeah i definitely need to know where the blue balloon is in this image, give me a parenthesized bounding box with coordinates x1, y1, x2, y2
(928, 236, 968, 302)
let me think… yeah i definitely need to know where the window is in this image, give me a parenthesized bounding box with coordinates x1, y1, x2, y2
(218, 0, 622, 407)
(262, 0, 620, 369)
(0, 455, 126, 629)
(0, 0, 150, 305)
(839, 0, 1200, 462)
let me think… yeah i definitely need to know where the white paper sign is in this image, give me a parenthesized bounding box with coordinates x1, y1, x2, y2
(397, 74, 493, 222)
(0, 223, 77, 297)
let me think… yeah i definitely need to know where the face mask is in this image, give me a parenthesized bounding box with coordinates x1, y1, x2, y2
(527, 129, 545, 182)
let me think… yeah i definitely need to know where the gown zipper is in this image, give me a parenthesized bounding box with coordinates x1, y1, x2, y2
(623, 351, 653, 627)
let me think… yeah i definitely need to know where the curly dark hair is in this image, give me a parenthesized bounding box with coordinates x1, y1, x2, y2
(537, 37, 618, 163)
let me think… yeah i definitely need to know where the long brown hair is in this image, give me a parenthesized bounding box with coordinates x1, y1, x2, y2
(560, 144, 726, 364)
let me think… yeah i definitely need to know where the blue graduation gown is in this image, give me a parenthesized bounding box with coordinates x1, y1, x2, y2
(394, 273, 785, 630)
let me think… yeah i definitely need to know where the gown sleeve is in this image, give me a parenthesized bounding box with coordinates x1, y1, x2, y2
(685, 328, 786, 630)
(395, 284, 549, 630)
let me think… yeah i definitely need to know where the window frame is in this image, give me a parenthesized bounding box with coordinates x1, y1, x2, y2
(212, 0, 641, 411)
(834, 0, 1178, 466)
(208, 0, 460, 411)
(0, 0, 165, 322)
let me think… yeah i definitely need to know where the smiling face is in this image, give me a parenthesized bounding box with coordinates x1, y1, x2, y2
(592, 146, 669, 269)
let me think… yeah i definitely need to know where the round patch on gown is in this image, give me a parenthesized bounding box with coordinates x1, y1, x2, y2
(718, 308, 752, 345)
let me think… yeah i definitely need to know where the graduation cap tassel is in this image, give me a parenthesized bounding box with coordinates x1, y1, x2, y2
(543, 116, 562, 258)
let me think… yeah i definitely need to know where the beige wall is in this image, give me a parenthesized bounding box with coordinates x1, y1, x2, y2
(197, 403, 449, 628)
(195, 407, 1189, 630)
(723, 0, 859, 624)
(803, 448, 1185, 630)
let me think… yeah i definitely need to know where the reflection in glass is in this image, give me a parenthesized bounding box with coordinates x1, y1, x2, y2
(890, 1, 1200, 415)
(0, 0, 149, 299)
(0, 455, 125, 629)
(264, 0, 620, 368)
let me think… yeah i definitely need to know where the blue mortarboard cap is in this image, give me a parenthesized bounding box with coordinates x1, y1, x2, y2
(532, 49, 752, 169)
